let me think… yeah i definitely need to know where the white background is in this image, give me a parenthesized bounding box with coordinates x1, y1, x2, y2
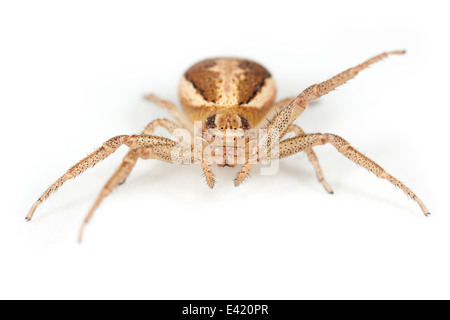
(1, 0, 449, 300)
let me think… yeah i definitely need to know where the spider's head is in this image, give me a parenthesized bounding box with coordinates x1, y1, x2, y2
(203, 113, 252, 167)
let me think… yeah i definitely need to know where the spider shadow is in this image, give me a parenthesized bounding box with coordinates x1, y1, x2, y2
(118, 158, 321, 209)
(118, 161, 222, 205)
(333, 181, 423, 217)
(262, 154, 422, 217)
(251, 157, 323, 191)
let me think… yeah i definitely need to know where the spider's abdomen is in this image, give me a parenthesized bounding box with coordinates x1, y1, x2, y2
(179, 57, 277, 126)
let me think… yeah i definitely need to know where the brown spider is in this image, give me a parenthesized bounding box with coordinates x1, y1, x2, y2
(26, 51, 430, 242)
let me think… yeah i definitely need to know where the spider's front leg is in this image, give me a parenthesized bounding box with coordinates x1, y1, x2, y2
(278, 133, 430, 216)
(268, 50, 407, 139)
(26, 134, 178, 222)
(235, 50, 406, 183)
(234, 124, 333, 194)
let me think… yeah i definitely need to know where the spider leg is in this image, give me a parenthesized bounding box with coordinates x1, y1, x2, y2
(255, 97, 294, 130)
(26, 134, 177, 222)
(234, 161, 253, 186)
(295, 50, 406, 105)
(234, 124, 333, 193)
(201, 159, 215, 188)
(79, 138, 199, 241)
(277, 133, 429, 216)
(78, 118, 183, 242)
(235, 98, 293, 185)
(287, 125, 333, 194)
(269, 51, 405, 138)
(145, 94, 194, 132)
(236, 51, 406, 181)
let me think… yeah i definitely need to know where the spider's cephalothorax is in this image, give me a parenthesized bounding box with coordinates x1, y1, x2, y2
(27, 51, 430, 242)
(179, 58, 274, 167)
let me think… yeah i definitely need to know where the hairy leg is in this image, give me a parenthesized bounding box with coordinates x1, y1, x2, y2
(145, 94, 194, 132)
(296, 51, 406, 105)
(78, 141, 197, 241)
(234, 124, 333, 192)
(234, 161, 253, 186)
(235, 98, 293, 185)
(202, 159, 215, 188)
(269, 51, 405, 138)
(237, 51, 406, 181)
(78, 118, 183, 241)
(278, 133, 429, 216)
(255, 97, 294, 130)
(288, 125, 333, 194)
(26, 134, 177, 221)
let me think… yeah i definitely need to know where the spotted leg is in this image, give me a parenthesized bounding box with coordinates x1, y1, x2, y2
(78, 118, 184, 241)
(145, 94, 194, 132)
(255, 97, 294, 130)
(277, 133, 429, 216)
(274, 50, 406, 138)
(26, 134, 178, 222)
(288, 124, 333, 194)
(77, 142, 196, 241)
(236, 50, 406, 183)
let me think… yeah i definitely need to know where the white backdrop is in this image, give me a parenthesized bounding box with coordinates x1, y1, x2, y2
(1, 0, 449, 300)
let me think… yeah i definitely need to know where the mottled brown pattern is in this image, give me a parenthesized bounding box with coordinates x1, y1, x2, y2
(240, 117, 250, 130)
(183, 58, 271, 106)
(206, 115, 216, 128)
(237, 60, 271, 105)
(184, 59, 221, 103)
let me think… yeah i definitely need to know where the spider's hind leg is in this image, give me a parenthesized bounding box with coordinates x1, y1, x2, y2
(78, 118, 183, 242)
(145, 94, 194, 132)
(287, 124, 333, 194)
(278, 132, 429, 216)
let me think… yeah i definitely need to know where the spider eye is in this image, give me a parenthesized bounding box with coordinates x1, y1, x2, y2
(212, 134, 216, 138)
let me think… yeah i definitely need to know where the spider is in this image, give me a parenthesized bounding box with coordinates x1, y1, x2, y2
(26, 51, 430, 242)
